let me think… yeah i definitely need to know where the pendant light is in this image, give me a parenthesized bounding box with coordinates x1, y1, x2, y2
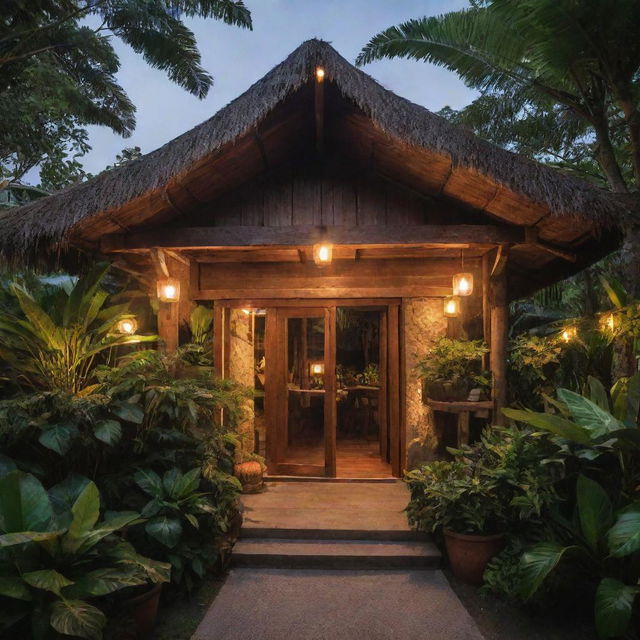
(453, 250, 473, 296)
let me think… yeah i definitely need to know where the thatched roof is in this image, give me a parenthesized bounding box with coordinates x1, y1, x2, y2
(0, 39, 632, 266)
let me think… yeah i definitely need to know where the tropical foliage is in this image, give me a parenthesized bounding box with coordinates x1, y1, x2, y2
(0, 0, 253, 186)
(0, 470, 170, 640)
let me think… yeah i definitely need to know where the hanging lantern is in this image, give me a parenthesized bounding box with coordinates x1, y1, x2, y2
(313, 243, 333, 266)
(117, 317, 138, 335)
(157, 277, 180, 303)
(452, 272, 474, 296)
(444, 295, 460, 318)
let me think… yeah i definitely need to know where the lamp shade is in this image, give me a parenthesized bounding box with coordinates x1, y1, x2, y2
(444, 296, 460, 318)
(117, 317, 138, 335)
(309, 362, 325, 376)
(453, 272, 474, 296)
(157, 277, 180, 302)
(313, 243, 332, 265)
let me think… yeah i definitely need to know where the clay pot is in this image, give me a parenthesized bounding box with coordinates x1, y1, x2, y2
(234, 461, 264, 493)
(125, 583, 162, 639)
(443, 529, 505, 585)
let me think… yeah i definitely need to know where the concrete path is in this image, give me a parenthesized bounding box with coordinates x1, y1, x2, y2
(192, 568, 485, 640)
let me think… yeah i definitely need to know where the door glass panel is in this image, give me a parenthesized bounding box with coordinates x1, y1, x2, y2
(283, 316, 325, 467)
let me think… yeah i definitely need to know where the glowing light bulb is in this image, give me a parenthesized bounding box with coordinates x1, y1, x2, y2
(443, 296, 460, 318)
(117, 317, 138, 335)
(316, 66, 325, 81)
(313, 243, 333, 265)
(453, 273, 474, 296)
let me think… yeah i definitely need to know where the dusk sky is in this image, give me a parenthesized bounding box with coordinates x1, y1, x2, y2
(74, 0, 476, 176)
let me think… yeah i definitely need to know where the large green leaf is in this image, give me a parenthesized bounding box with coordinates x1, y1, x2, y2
(135, 469, 163, 498)
(608, 503, 640, 557)
(556, 388, 622, 436)
(38, 424, 79, 456)
(0, 530, 61, 547)
(146, 515, 182, 548)
(110, 401, 144, 424)
(64, 567, 147, 599)
(11, 284, 63, 350)
(22, 569, 74, 596)
(49, 474, 91, 518)
(576, 475, 612, 552)
(171, 468, 201, 499)
(519, 542, 576, 600)
(50, 599, 106, 640)
(502, 408, 592, 445)
(108, 540, 171, 584)
(594, 578, 639, 639)
(93, 419, 122, 446)
(68, 482, 100, 539)
(587, 376, 610, 412)
(0, 576, 32, 601)
(0, 471, 54, 533)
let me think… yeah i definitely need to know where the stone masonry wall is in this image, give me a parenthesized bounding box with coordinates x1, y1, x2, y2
(403, 298, 448, 469)
(228, 309, 255, 455)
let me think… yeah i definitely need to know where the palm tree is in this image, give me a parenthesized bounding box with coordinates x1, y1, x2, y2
(357, 1, 639, 194)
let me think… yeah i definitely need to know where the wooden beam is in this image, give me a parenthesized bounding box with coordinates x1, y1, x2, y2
(315, 70, 325, 154)
(102, 224, 523, 252)
(490, 266, 508, 425)
(524, 227, 577, 262)
(149, 247, 170, 278)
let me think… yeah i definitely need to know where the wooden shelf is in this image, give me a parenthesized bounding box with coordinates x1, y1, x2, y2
(425, 399, 493, 413)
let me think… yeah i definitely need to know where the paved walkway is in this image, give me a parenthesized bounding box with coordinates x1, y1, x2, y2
(191, 482, 485, 640)
(192, 569, 484, 640)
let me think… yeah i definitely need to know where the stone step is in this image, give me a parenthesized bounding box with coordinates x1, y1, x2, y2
(265, 475, 397, 484)
(232, 538, 442, 570)
(241, 525, 427, 542)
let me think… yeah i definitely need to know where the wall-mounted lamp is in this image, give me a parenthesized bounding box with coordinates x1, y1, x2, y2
(452, 272, 474, 296)
(157, 277, 180, 303)
(444, 295, 460, 318)
(313, 243, 332, 266)
(117, 317, 138, 335)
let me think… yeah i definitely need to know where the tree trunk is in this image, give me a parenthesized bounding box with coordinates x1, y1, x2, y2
(593, 119, 628, 194)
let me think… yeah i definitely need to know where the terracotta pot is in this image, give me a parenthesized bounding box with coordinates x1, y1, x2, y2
(234, 461, 264, 493)
(443, 529, 505, 585)
(125, 583, 162, 639)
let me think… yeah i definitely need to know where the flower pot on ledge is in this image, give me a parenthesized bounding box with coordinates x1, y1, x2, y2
(234, 460, 264, 493)
(423, 378, 470, 402)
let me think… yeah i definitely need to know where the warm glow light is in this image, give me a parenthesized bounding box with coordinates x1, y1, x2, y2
(157, 277, 180, 303)
(600, 313, 615, 332)
(117, 317, 137, 335)
(316, 66, 325, 82)
(561, 327, 577, 343)
(242, 308, 251, 315)
(313, 243, 333, 265)
(453, 272, 474, 296)
(310, 362, 325, 376)
(444, 295, 460, 318)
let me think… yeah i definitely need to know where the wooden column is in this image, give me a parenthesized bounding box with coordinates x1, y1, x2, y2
(490, 268, 508, 425)
(388, 304, 401, 475)
(324, 306, 337, 477)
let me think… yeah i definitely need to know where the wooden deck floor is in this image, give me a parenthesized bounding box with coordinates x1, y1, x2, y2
(283, 439, 393, 478)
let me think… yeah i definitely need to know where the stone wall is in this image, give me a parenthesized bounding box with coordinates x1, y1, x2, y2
(228, 309, 255, 455)
(402, 298, 448, 469)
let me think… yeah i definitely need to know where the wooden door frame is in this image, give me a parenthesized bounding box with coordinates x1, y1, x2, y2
(216, 298, 403, 477)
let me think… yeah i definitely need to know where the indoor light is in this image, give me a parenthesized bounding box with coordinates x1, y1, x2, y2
(309, 362, 325, 376)
(117, 317, 137, 335)
(313, 243, 332, 265)
(316, 66, 325, 82)
(452, 272, 474, 296)
(443, 295, 460, 318)
(157, 277, 180, 303)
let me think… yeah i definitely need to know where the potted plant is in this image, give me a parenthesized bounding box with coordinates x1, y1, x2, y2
(405, 460, 506, 584)
(417, 337, 490, 402)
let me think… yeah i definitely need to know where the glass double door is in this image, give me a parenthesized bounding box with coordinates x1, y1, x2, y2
(268, 307, 337, 476)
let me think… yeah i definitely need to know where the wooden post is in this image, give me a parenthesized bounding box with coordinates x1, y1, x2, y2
(264, 308, 278, 472)
(388, 304, 401, 476)
(490, 268, 508, 425)
(482, 252, 491, 370)
(324, 306, 337, 477)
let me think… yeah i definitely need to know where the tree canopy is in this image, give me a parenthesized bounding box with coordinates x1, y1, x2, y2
(0, 0, 252, 188)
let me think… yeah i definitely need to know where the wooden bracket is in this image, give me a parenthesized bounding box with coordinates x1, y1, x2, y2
(150, 247, 170, 278)
(491, 245, 508, 277)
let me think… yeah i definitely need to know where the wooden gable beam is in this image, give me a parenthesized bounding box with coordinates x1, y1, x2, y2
(101, 224, 523, 253)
